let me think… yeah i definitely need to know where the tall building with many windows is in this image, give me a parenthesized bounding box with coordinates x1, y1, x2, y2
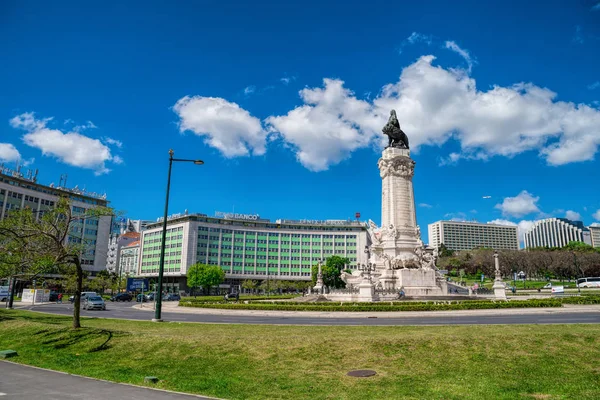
(137, 213, 369, 293)
(428, 220, 519, 251)
(0, 167, 111, 274)
(590, 225, 600, 249)
(523, 218, 591, 249)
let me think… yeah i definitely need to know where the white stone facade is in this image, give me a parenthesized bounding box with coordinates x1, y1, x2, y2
(119, 241, 140, 276)
(341, 147, 445, 298)
(428, 220, 519, 251)
(524, 218, 591, 249)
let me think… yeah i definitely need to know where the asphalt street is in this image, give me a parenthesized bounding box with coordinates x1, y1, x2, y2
(15, 301, 600, 326)
(0, 362, 216, 400)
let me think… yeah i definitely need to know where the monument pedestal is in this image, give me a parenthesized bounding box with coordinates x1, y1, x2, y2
(357, 280, 376, 302)
(493, 280, 507, 300)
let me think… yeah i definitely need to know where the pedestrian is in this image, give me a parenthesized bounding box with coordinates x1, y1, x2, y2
(57, 293, 63, 304)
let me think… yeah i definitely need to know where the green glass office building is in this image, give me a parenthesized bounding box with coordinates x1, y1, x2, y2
(138, 213, 369, 293)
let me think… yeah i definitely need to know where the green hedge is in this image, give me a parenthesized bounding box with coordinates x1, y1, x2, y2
(560, 295, 600, 305)
(179, 299, 562, 312)
(183, 295, 297, 303)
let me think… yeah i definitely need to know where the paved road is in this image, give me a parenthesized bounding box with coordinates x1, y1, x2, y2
(16, 301, 600, 326)
(0, 361, 216, 399)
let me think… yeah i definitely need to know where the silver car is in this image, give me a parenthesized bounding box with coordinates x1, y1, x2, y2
(83, 296, 106, 311)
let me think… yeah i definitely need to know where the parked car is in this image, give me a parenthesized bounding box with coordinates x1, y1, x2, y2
(163, 293, 181, 301)
(223, 292, 239, 301)
(136, 293, 149, 302)
(48, 291, 59, 302)
(111, 293, 133, 302)
(69, 291, 98, 303)
(83, 296, 106, 311)
(146, 292, 156, 301)
(542, 283, 552, 289)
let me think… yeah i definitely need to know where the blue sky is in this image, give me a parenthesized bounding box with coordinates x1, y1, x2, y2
(1, 0, 600, 244)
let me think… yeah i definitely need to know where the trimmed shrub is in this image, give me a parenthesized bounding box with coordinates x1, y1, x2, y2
(178, 298, 562, 312)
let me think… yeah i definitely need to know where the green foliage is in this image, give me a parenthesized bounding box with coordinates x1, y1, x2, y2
(0, 197, 116, 328)
(241, 279, 258, 293)
(180, 298, 562, 311)
(186, 263, 225, 295)
(311, 256, 350, 289)
(438, 243, 454, 258)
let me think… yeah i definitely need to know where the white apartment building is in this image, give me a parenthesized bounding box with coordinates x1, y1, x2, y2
(428, 220, 519, 251)
(118, 240, 140, 276)
(590, 225, 600, 249)
(106, 231, 140, 274)
(523, 218, 591, 249)
(0, 166, 111, 274)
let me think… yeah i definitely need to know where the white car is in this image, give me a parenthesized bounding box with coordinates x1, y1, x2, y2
(542, 283, 552, 289)
(83, 296, 106, 311)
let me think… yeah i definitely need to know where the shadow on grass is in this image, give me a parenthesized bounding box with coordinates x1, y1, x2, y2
(38, 327, 124, 352)
(2, 310, 127, 353)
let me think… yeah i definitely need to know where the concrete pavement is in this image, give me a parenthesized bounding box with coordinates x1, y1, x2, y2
(15, 300, 600, 325)
(0, 361, 218, 400)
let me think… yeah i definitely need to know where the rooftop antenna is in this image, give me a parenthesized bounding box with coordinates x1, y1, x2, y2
(33, 169, 39, 183)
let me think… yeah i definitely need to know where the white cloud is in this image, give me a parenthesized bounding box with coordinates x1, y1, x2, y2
(265, 79, 379, 171)
(593, 209, 600, 221)
(565, 210, 582, 221)
(0, 143, 21, 162)
(112, 155, 124, 165)
(588, 81, 600, 90)
(177, 53, 600, 171)
(495, 190, 540, 218)
(73, 120, 97, 132)
(488, 219, 534, 244)
(418, 203, 433, 208)
(173, 96, 267, 158)
(280, 76, 296, 85)
(444, 212, 467, 221)
(398, 32, 433, 54)
(592, 3, 600, 11)
(243, 86, 256, 95)
(444, 41, 475, 72)
(10, 112, 119, 175)
(592, 222, 600, 227)
(407, 32, 433, 45)
(103, 137, 123, 148)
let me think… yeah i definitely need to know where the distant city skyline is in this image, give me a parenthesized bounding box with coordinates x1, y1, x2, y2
(1, 1, 599, 243)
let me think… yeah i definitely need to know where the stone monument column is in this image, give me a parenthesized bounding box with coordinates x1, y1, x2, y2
(379, 148, 417, 232)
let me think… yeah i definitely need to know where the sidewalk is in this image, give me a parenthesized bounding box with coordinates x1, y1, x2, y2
(132, 300, 600, 319)
(0, 361, 219, 400)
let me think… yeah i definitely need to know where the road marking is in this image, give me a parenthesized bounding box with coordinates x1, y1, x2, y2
(0, 392, 7, 396)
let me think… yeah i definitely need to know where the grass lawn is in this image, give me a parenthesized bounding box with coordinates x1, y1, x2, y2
(1, 309, 600, 400)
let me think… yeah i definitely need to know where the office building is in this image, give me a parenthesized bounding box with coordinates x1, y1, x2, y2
(523, 218, 591, 249)
(587, 225, 600, 248)
(137, 212, 369, 293)
(0, 166, 111, 274)
(428, 220, 519, 251)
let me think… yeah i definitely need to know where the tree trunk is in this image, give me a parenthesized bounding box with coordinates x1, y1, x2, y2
(73, 260, 83, 329)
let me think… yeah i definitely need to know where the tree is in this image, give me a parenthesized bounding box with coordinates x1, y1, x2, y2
(187, 263, 225, 295)
(0, 198, 114, 328)
(241, 279, 258, 294)
(438, 243, 454, 258)
(311, 256, 349, 289)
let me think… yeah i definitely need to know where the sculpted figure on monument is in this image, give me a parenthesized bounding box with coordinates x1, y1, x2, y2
(368, 219, 383, 245)
(382, 110, 409, 149)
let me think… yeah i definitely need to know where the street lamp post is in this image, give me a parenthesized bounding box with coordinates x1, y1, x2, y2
(153, 149, 203, 322)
